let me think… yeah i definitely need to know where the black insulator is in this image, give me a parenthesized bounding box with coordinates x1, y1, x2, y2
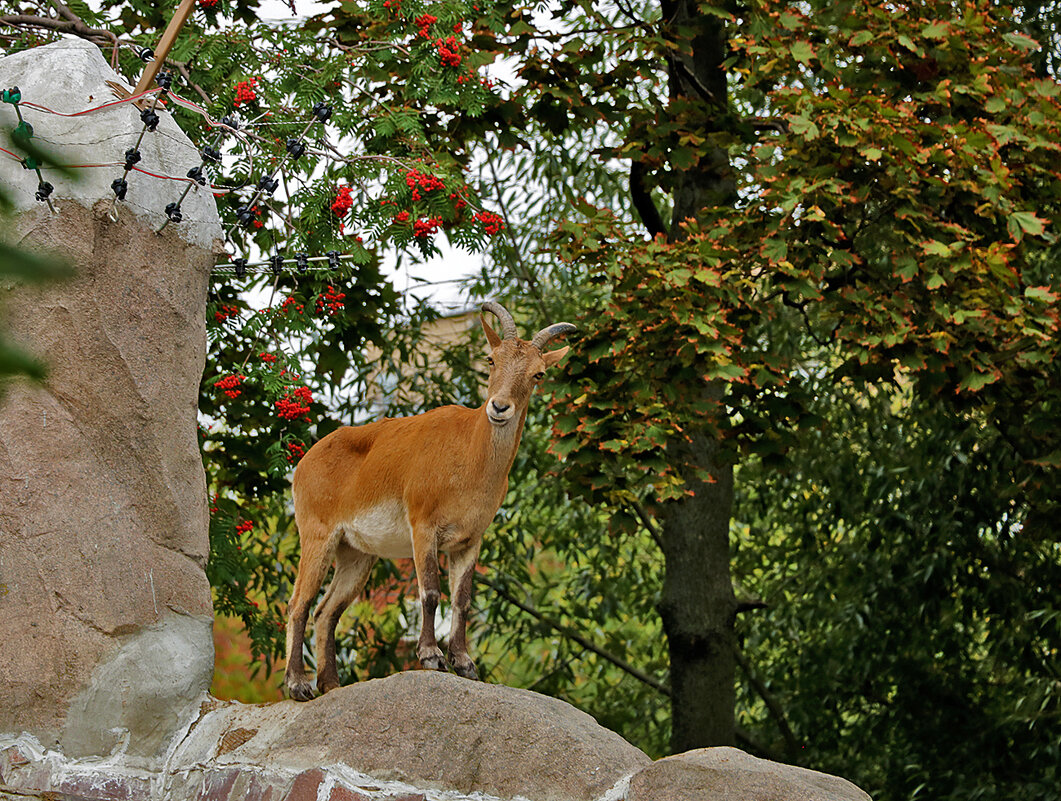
(165, 202, 183, 223)
(187, 166, 206, 185)
(285, 139, 305, 159)
(154, 70, 172, 90)
(236, 205, 255, 228)
(124, 148, 142, 170)
(137, 47, 154, 63)
(220, 115, 240, 132)
(201, 146, 221, 164)
(233, 258, 248, 278)
(326, 250, 340, 270)
(295, 252, 309, 273)
(311, 101, 332, 122)
(257, 175, 278, 194)
(111, 178, 128, 200)
(269, 254, 285, 274)
(140, 107, 160, 131)
(35, 181, 53, 201)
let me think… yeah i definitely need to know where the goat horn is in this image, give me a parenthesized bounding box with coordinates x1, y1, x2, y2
(481, 301, 518, 340)
(530, 322, 578, 351)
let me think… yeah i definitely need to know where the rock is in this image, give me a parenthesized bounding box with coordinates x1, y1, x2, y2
(0, 37, 219, 761)
(0, 38, 221, 248)
(170, 671, 652, 801)
(627, 747, 872, 801)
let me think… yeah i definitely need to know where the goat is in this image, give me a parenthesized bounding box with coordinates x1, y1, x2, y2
(283, 301, 576, 700)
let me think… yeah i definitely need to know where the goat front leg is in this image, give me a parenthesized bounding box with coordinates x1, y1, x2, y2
(446, 540, 482, 680)
(411, 525, 446, 672)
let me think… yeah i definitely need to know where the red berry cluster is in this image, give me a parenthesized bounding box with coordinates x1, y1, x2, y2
(448, 190, 467, 211)
(235, 519, 254, 535)
(436, 36, 462, 67)
(277, 296, 305, 316)
(393, 210, 411, 224)
(259, 352, 278, 363)
(285, 441, 306, 463)
(414, 13, 437, 38)
(316, 285, 347, 316)
(215, 374, 245, 399)
(233, 78, 258, 107)
(276, 386, 313, 421)
(413, 216, 442, 238)
(332, 186, 353, 217)
(405, 169, 445, 201)
(198, 0, 218, 8)
(382, 0, 401, 10)
(473, 210, 505, 235)
(214, 303, 239, 323)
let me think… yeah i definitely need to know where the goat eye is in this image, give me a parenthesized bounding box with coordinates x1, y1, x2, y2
(534, 372, 544, 381)
(487, 357, 494, 366)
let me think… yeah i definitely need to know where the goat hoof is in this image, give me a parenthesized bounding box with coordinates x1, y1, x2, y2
(286, 680, 316, 702)
(419, 653, 448, 672)
(449, 656, 479, 681)
(316, 679, 340, 695)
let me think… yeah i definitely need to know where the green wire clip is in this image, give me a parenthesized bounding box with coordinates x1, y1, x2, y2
(12, 120, 33, 143)
(21, 156, 41, 170)
(1, 86, 21, 105)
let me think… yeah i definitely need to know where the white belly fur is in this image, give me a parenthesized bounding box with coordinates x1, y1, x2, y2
(339, 500, 413, 559)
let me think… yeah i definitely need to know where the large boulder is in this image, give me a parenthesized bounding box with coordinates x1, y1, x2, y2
(167, 671, 652, 801)
(0, 37, 221, 762)
(627, 747, 872, 801)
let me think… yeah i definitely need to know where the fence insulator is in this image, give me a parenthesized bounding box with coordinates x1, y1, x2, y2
(326, 250, 340, 270)
(21, 156, 40, 170)
(1, 86, 20, 104)
(312, 101, 332, 122)
(269, 254, 285, 275)
(257, 175, 278, 194)
(111, 178, 128, 200)
(236, 206, 256, 228)
(233, 258, 248, 278)
(201, 146, 222, 164)
(187, 166, 206, 185)
(285, 139, 306, 160)
(140, 108, 160, 132)
(220, 115, 240, 131)
(124, 148, 142, 170)
(165, 202, 183, 223)
(35, 181, 53, 201)
(295, 252, 309, 273)
(137, 47, 154, 63)
(155, 71, 173, 90)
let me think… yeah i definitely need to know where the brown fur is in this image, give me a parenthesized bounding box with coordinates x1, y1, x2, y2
(283, 309, 572, 699)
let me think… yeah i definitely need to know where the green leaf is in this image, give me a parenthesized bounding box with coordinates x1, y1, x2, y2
(922, 21, 950, 39)
(1008, 211, 1047, 240)
(790, 40, 815, 65)
(1003, 31, 1041, 52)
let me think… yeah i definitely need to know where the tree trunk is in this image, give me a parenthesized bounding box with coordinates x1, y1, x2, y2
(657, 0, 739, 754)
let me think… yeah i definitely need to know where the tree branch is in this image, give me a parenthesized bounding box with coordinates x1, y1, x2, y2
(477, 573, 672, 697)
(630, 160, 669, 239)
(731, 642, 801, 760)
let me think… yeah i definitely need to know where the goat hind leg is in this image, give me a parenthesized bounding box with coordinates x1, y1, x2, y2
(445, 541, 481, 680)
(284, 522, 336, 701)
(313, 542, 376, 694)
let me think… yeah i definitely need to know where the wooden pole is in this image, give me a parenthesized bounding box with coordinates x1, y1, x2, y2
(132, 0, 197, 97)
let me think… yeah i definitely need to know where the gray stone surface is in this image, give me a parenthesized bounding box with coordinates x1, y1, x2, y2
(170, 671, 652, 801)
(0, 39, 218, 761)
(0, 37, 222, 249)
(627, 747, 872, 801)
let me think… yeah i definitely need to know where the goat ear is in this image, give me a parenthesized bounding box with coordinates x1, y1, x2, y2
(481, 315, 503, 348)
(542, 345, 570, 369)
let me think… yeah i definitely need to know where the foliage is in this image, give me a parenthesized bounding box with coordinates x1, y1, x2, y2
(733, 378, 1061, 800)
